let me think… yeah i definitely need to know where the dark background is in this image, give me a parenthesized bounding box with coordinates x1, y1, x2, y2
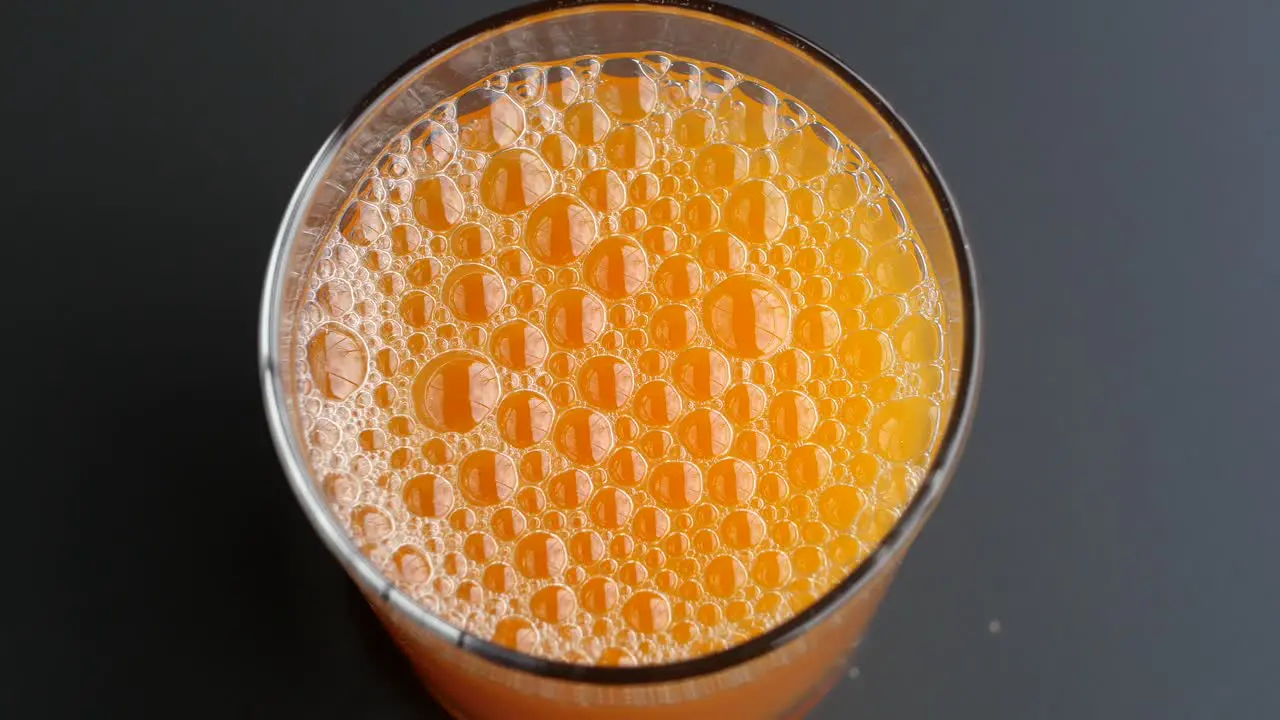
(4, 0, 1279, 717)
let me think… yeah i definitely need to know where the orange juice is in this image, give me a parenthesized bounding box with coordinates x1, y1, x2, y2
(294, 52, 947, 667)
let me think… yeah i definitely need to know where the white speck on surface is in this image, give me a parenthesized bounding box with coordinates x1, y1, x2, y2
(988, 619, 1003, 634)
(846, 666, 861, 680)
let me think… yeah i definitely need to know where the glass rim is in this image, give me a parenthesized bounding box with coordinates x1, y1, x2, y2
(259, 0, 983, 686)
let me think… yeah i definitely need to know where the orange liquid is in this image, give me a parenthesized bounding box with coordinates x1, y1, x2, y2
(296, 52, 948, 667)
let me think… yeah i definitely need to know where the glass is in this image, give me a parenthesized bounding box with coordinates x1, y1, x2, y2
(260, 1, 981, 718)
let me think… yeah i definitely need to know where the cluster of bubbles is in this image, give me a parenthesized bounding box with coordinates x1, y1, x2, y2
(294, 52, 950, 666)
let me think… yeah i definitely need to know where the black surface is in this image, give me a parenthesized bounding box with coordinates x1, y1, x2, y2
(5, 0, 1280, 717)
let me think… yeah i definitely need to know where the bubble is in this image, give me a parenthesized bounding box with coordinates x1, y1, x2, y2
(604, 125, 655, 169)
(493, 616, 539, 653)
(362, 249, 391, 273)
(535, 131, 576, 170)
(718, 81, 778, 148)
(577, 355, 636, 411)
(491, 508, 528, 542)
(610, 535, 636, 561)
(402, 473, 453, 518)
(548, 468, 594, 509)
(853, 196, 907, 245)
(316, 280, 354, 316)
(550, 382, 577, 407)
(894, 315, 942, 363)
(579, 169, 626, 214)
(507, 65, 545, 105)
(647, 305, 697, 351)
(441, 264, 506, 322)
(676, 408, 734, 459)
(339, 201, 385, 246)
(717, 510, 766, 550)
(412, 176, 466, 231)
(392, 545, 433, 587)
(448, 508, 476, 533)
(629, 173, 661, 207)
(622, 591, 672, 634)
(581, 577, 620, 614)
(463, 532, 499, 564)
(457, 450, 518, 507)
(649, 196, 681, 225)
(490, 320, 549, 371)
(606, 447, 649, 488)
(786, 444, 833, 491)
(718, 385, 763, 426)
(494, 244, 535, 279)
(356, 427, 386, 452)
(815, 486, 863, 532)
(702, 275, 789, 359)
(649, 255, 701, 301)
(405, 258, 440, 288)
(570, 530, 606, 564)
(871, 397, 939, 462)
(598, 58, 658, 122)
(839, 330, 895, 381)
(350, 505, 394, 544)
(674, 109, 714, 148)
(589, 487, 635, 530)
(788, 546, 826, 579)
(583, 235, 648, 299)
(766, 391, 819, 443)
(411, 350, 499, 433)
(531, 585, 577, 624)
(866, 294, 908, 329)
(516, 487, 547, 515)
(564, 102, 611, 146)
(308, 324, 367, 400)
(496, 390, 555, 448)
(512, 282, 547, 313)
(597, 646, 636, 666)
(512, 453, 547, 487)
(707, 458, 756, 506)
(723, 179, 787, 245)
(615, 208, 647, 239)
(526, 195, 598, 266)
(869, 241, 925, 294)
(695, 144, 750, 188)
(650, 461, 703, 509)
(408, 120, 456, 172)
(545, 289, 606, 349)
(767, 349, 808, 388)
(743, 551, 792, 592)
(323, 472, 359, 507)
(552, 407, 615, 466)
(545, 66, 580, 109)
(654, 60, 700, 108)
(456, 88, 525, 152)
(672, 347, 731, 401)
(793, 305, 842, 351)
(480, 148, 553, 215)
(697, 231, 747, 272)
(632, 506, 671, 543)
(514, 531, 568, 579)
(779, 122, 839, 180)
(422, 438, 454, 465)
(704, 555, 748, 598)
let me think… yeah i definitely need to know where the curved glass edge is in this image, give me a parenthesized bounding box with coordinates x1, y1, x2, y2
(259, 0, 983, 686)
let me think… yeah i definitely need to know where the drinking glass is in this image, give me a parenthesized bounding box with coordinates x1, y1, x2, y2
(260, 2, 981, 718)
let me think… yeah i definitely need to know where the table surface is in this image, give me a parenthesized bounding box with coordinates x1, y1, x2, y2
(6, 0, 1280, 717)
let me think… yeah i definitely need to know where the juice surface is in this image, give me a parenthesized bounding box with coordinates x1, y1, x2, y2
(294, 52, 948, 666)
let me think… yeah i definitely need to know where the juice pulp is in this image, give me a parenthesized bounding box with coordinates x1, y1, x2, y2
(294, 52, 948, 666)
